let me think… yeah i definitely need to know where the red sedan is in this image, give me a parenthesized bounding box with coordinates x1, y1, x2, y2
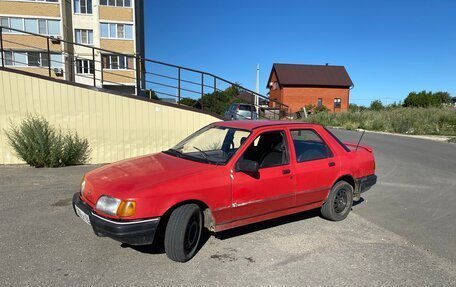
(73, 121, 377, 262)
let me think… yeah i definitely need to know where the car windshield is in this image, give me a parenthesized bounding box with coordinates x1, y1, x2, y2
(166, 125, 251, 165)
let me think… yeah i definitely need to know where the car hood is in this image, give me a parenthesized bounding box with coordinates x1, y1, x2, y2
(83, 152, 214, 203)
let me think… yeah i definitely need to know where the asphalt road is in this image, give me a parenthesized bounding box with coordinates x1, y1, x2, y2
(0, 131, 455, 286)
(331, 129, 456, 262)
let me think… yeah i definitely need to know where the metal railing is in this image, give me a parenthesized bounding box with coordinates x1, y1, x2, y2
(0, 26, 289, 120)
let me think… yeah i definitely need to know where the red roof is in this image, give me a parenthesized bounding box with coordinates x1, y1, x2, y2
(214, 120, 320, 131)
(267, 63, 353, 88)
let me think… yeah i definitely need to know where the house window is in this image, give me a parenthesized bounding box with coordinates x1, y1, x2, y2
(76, 59, 94, 74)
(100, 0, 131, 7)
(317, 98, 322, 108)
(334, 98, 341, 108)
(270, 81, 279, 90)
(74, 0, 93, 14)
(100, 23, 133, 39)
(102, 54, 134, 70)
(75, 29, 93, 45)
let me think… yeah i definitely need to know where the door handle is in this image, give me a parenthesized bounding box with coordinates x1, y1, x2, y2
(328, 162, 336, 167)
(282, 169, 291, 175)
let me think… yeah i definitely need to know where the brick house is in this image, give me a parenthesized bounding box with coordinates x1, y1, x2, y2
(267, 64, 353, 113)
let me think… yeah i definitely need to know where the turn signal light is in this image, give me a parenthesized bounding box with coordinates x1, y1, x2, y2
(116, 200, 136, 217)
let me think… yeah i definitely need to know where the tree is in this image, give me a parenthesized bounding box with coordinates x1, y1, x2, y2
(403, 90, 450, 108)
(370, 100, 384, 111)
(178, 97, 198, 107)
(434, 91, 451, 104)
(197, 85, 244, 115)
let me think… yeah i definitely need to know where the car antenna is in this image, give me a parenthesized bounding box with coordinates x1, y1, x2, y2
(356, 130, 366, 151)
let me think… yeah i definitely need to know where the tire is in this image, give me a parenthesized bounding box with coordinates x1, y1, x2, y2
(321, 180, 353, 221)
(164, 204, 202, 262)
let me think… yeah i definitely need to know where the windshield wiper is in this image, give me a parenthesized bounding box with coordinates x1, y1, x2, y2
(192, 146, 211, 163)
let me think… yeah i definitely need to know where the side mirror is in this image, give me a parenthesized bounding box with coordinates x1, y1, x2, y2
(236, 159, 259, 173)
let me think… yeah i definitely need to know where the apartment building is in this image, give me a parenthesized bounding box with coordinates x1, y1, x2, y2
(0, 0, 144, 94)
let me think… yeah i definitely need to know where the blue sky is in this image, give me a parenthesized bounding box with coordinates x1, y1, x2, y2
(144, 0, 455, 106)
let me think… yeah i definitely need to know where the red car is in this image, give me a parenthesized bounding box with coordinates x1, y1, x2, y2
(72, 121, 376, 262)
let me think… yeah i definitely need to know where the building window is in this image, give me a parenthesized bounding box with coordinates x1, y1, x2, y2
(74, 0, 93, 14)
(100, 0, 131, 7)
(334, 98, 341, 108)
(270, 81, 279, 90)
(2, 51, 62, 68)
(0, 17, 60, 36)
(102, 54, 134, 70)
(24, 19, 38, 33)
(100, 23, 133, 39)
(38, 20, 47, 34)
(76, 59, 94, 74)
(317, 98, 322, 108)
(75, 29, 93, 45)
(4, 51, 14, 66)
(10, 18, 24, 32)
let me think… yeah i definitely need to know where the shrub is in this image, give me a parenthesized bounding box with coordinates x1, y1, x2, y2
(5, 115, 91, 167)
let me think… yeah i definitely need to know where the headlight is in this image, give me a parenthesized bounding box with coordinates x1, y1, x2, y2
(95, 196, 136, 217)
(80, 179, 86, 195)
(96, 196, 121, 216)
(80, 176, 86, 196)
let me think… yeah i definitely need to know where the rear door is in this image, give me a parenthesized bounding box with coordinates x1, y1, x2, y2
(230, 129, 295, 220)
(289, 128, 340, 207)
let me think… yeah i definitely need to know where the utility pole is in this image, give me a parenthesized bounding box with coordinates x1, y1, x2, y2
(255, 64, 260, 107)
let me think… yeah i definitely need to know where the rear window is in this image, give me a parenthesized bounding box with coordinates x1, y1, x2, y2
(239, 105, 253, 111)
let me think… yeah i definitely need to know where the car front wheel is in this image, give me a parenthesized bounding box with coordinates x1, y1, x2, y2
(321, 180, 353, 221)
(164, 204, 202, 262)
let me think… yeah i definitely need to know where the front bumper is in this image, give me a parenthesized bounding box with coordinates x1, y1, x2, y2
(72, 193, 160, 246)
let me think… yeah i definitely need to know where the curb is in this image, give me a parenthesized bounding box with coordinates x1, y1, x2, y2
(328, 126, 453, 142)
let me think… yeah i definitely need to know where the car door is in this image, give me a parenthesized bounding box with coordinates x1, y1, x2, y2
(289, 128, 340, 207)
(230, 130, 295, 221)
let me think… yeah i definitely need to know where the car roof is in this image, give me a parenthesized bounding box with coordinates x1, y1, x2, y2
(213, 120, 322, 131)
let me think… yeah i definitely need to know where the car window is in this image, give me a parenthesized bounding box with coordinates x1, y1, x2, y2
(239, 105, 253, 111)
(241, 131, 288, 168)
(291, 129, 333, 162)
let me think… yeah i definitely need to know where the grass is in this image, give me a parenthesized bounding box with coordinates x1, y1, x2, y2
(303, 107, 456, 136)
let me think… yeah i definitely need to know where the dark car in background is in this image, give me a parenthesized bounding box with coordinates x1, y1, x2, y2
(224, 103, 258, 120)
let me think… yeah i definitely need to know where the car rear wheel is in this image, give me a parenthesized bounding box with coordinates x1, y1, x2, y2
(164, 204, 202, 262)
(321, 180, 353, 221)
